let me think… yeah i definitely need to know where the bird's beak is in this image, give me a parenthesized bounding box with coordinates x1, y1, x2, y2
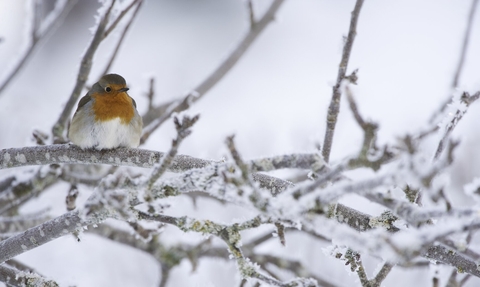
(119, 87, 129, 92)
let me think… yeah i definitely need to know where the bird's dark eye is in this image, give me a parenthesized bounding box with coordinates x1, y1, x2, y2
(105, 87, 112, 92)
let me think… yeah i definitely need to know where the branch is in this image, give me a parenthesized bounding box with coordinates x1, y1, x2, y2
(321, 0, 365, 163)
(103, 0, 141, 38)
(0, 166, 59, 215)
(0, 144, 324, 173)
(0, 263, 58, 287)
(0, 209, 50, 233)
(370, 263, 394, 287)
(141, 0, 285, 132)
(146, 115, 199, 190)
(0, 144, 208, 171)
(0, 211, 85, 263)
(100, 0, 143, 76)
(428, 0, 479, 124)
(452, 0, 479, 88)
(433, 91, 480, 161)
(329, 200, 480, 278)
(0, 0, 77, 97)
(425, 245, 480, 277)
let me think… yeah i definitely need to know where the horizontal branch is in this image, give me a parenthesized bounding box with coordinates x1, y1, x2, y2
(0, 144, 209, 172)
(0, 144, 324, 173)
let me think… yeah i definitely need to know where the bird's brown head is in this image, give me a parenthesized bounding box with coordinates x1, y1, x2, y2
(90, 74, 135, 123)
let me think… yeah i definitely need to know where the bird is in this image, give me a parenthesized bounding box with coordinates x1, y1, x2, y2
(68, 74, 143, 149)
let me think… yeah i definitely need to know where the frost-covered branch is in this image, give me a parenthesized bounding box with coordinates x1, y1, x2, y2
(136, 211, 317, 287)
(0, 211, 84, 263)
(0, 209, 50, 233)
(0, 263, 58, 287)
(322, 0, 365, 163)
(0, 144, 325, 174)
(0, 144, 209, 171)
(344, 85, 395, 170)
(433, 91, 480, 161)
(146, 115, 199, 190)
(0, 166, 59, 215)
(429, 0, 479, 123)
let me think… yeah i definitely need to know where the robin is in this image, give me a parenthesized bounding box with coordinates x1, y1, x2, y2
(68, 74, 143, 149)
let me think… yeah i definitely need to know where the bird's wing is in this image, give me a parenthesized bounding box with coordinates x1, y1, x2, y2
(74, 95, 92, 115)
(130, 96, 137, 108)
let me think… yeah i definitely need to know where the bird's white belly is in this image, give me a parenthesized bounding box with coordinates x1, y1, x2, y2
(91, 118, 137, 149)
(70, 117, 140, 149)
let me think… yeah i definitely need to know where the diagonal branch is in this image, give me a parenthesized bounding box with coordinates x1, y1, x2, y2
(428, 0, 479, 124)
(141, 0, 285, 131)
(0, 0, 77, 97)
(433, 91, 480, 161)
(452, 0, 479, 88)
(51, 0, 116, 141)
(100, 0, 143, 76)
(321, 0, 365, 163)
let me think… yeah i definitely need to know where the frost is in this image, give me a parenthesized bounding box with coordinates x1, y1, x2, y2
(190, 90, 200, 98)
(59, 154, 70, 162)
(15, 153, 26, 163)
(3, 152, 11, 163)
(237, 258, 260, 278)
(39, 229, 45, 237)
(464, 177, 480, 202)
(45, 152, 50, 160)
(21, 244, 27, 250)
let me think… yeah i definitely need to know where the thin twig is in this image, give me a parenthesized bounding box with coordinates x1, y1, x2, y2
(247, 0, 256, 28)
(103, 0, 141, 38)
(321, 0, 365, 163)
(226, 135, 250, 182)
(459, 274, 471, 286)
(146, 115, 199, 190)
(371, 262, 394, 287)
(100, 0, 143, 76)
(0, 0, 77, 96)
(141, 0, 285, 134)
(433, 91, 480, 161)
(452, 0, 479, 88)
(429, 0, 479, 124)
(146, 77, 155, 110)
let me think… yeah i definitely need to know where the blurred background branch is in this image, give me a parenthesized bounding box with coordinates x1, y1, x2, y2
(0, 0, 77, 96)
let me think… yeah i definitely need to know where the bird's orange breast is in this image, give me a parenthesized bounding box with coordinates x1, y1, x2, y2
(92, 92, 135, 124)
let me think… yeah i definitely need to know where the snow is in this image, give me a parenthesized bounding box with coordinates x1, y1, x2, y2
(1, 1, 480, 287)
